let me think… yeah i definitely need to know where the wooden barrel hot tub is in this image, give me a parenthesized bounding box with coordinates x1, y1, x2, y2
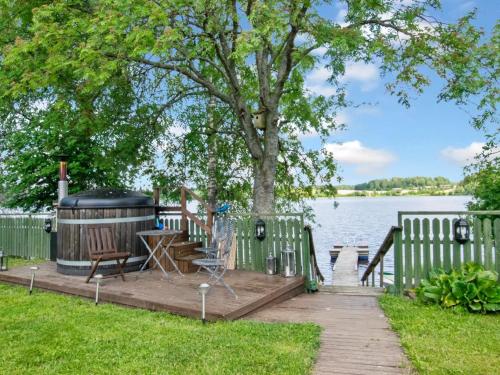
(57, 189, 155, 276)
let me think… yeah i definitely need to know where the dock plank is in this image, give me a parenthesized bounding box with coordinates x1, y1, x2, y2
(332, 247, 361, 286)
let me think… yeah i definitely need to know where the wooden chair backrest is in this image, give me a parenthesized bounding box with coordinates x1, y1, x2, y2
(86, 225, 117, 256)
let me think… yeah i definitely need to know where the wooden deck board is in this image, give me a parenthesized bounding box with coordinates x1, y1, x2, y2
(247, 289, 412, 374)
(0, 262, 304, 320)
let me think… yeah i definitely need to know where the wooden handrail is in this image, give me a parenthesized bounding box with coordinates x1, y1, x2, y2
(304, 225, 325, 282)
(180, 186, 213, 238)
(361, 226, 401, 286)
(184, 210, 211, 234)
(182, 186, 215, 213)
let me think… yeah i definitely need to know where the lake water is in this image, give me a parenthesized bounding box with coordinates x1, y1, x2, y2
(306, 195, 471, 284)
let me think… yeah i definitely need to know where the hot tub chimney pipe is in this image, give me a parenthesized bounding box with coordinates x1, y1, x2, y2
(58, 155, 69, 203)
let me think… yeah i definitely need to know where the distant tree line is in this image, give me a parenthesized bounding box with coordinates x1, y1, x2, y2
(353, 177, 454, 191)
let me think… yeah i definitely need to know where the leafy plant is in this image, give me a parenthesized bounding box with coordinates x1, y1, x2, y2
(417, 263, 500, 313)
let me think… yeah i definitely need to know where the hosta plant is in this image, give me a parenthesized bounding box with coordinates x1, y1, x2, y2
(417, 263, 500, 313)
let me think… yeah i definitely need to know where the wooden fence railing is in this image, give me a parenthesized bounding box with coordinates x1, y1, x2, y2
(234, 214, 310, 278)
(0, 213, 54, 259)
(392, 211, 500, 294)
(157, 212, 314, 285)
(1, 209, 315, 287)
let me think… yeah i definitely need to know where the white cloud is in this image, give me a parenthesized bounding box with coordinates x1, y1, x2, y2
(305, 67, 337, 96)
(441, 142, 485, 166)
(340, 62, 379, 91)
(334, 7, 348, 27)
(312, 46, 328, 56)
(325, 140, 396, 174)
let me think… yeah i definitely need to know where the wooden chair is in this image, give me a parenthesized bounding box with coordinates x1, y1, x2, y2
(85, 225, 130, 283)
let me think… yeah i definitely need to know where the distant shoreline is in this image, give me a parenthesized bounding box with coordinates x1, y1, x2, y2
(312, 192, 471, 198)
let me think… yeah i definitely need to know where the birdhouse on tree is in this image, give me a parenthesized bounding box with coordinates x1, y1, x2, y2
(252, 109, 266, 130)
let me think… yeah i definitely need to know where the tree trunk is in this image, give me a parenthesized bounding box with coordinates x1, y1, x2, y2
(206, 96, 218, 210)
(252, 158, 276, 214)
(251, 113, 279, 214)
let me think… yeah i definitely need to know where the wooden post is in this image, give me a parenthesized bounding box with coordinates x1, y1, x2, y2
(379, 256, 384, 288)
(153, 187, 161, 206)
(206, 208, 213, 246)
(394, 228, 403, 295)
(180, 187, 187, 234)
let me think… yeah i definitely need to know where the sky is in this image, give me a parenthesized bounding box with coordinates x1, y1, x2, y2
(301, 0, 499, 185)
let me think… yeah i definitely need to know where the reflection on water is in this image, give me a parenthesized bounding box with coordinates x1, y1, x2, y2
(307, 196, 470, 285)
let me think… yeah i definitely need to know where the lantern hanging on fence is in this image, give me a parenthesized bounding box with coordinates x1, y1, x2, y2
(255, 219, 266, 241)
(281, 244, 296, 277)
(44, 218, 52, 233)
(0, 250, 8, 271)
(453, 218, 470, 244)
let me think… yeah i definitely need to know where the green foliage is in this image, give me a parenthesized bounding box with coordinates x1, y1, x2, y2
(1, 1, 497, 211)
(464, 133, 500, 211)
(0, 283, 320, 374)
(0, 1, 162, 210)
(379, 294, 500, 375)
(416, 263, 500, 313)
(466, 163, 500, 211)
(354, 176, 454, 191)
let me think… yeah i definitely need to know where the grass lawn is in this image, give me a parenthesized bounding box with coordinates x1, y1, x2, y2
(7, 256, 47, 268)
(0, 283, 320, 375)
(379, 294, 500, 375)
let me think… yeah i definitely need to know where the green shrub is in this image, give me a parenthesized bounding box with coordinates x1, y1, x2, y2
(416, 263, 500, 313)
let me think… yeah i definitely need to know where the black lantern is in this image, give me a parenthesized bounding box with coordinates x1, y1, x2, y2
(0, 250, 8, 271)
(44, 218, 52, 233)
(453, 218, 470, 244)
(255, 219, 266, 241)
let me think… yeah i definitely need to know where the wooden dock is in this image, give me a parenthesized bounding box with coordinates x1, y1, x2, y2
(249, 288, 411, 374)
(331, 246, 364, 286)
(0, 262, 304, 320)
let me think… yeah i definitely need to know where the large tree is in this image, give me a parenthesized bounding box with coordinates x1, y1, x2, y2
(0, 1, 164, 210)
(1, 0, 497, 213)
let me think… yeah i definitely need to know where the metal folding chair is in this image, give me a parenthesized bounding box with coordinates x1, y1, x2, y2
(194, 217, 226, 259)
(192, 220, 237, 298)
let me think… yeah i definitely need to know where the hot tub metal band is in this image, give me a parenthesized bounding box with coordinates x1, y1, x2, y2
(56, 255, 147, 267)
(57, 215, 155, 225)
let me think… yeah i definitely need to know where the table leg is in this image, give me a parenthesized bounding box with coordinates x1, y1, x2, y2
(159, 234, 184, 277)
(138, 235, 170, 278)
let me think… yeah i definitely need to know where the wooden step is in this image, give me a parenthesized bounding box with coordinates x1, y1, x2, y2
(176, 253, 206, 273)
(171, 241, 203, 259)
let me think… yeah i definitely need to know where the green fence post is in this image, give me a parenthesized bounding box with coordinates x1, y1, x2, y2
(403, 219, 412, 289)
(473, 218, 482, 265)
(494, 218, 500, 277)
(483, 219, 493, 270)
(413, 218, 422, 286)
(394, 228, 403, 295)
(432, 218, 441, 269)
(422, 219, 431, 279)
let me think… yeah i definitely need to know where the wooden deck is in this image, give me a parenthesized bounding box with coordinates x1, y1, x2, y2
(249, 287, 412, 375)
(0, 262, 304, 320)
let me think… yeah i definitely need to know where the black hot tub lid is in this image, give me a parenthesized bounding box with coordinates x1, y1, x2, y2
(59, 189, 154, 208)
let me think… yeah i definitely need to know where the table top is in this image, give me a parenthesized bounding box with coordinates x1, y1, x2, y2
(136, 229, 183, 237)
